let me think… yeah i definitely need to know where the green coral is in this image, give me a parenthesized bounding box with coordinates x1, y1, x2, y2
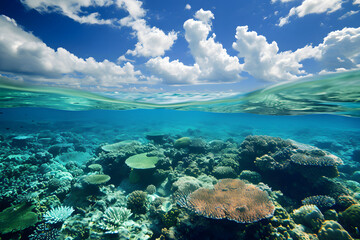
(318, 220, 353, 240)
(174, 137, 191, 148)
(219, 157, 239, 171)
(239, 170, 262, 184)
(125, 153, 159, 169)
(84, 174, 111, 184)
(337, 195, 358, 211)
(127, 190, 148, 215)
(292, 204, 324, 232)
(212, 166, 237, 179)
(340, 204, 360, 236)
(0, 202, 38, 234)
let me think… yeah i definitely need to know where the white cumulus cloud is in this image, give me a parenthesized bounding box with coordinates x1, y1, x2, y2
(20, 0, 114, 25)
(185, 4, 191, 10)
(233, 25, 360, 80)
(117, 0, 178, 58)
(146, 57, 201, 85)
(20, 0, 178, 58)
(278, 0, 343, 27)
(0, 15, 142, 89)
(232, 26, 317, 81)
(124, 19, 178, 57)
(313, 27, 360, 71)
(146, 9, 243, 85)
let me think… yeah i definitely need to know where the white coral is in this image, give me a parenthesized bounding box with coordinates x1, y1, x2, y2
(100, 207, 133, 233)
(43, 206, 74, 224)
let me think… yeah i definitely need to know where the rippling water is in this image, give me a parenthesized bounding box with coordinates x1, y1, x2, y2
(1, 70, 359, 116)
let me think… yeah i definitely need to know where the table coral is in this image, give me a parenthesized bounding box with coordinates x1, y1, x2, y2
(0, 202, 38, 234)
(177, 178, 275, 223)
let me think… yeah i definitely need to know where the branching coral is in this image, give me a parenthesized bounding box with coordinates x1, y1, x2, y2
(302, 195, 336, 209)
(99, 207, 132, 233)
(29, 223, 60, 240)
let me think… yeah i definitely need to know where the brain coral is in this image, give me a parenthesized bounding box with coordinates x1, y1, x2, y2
(340, 204, 360, 234)
(318, 220, 353, 240)
(177, 178, 275, 223)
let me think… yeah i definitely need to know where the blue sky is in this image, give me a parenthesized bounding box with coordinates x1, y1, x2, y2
(0, 0, 359, 93)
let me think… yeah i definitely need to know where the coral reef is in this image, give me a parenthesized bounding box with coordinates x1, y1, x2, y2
(0, 129, 356, 240)
(43, 205, 74, 224)
(339, 204, 360, 237)
(292, 204, 325, 232)
(125, 152, 160, 169)
(0, 202, 38, 234)
(174, 137, 191, 148)
(84, 174, 111, 185)
(302, 195, 336, 209)
(318, 220, 353, 240)
(99, 207, 132, 233)
(177, 178, 275, 223)
(29, 223, 61, 240)
(127, 190, 148, 215)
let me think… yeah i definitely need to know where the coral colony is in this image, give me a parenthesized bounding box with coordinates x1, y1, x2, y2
(0, 134, 360, 239)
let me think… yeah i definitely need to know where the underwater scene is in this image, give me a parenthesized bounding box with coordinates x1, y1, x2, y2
(1, 0, 360, 239)
(0, 71, 360, 240)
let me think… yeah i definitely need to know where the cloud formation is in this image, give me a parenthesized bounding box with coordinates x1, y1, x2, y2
(20, 0, 114, 25)
(123, 18, 178, 57)
(339, 10, 359, 20)
(115, 0, 177, 57)
(20, 0, 177, 58)
(2, 2, 360, 89)
(233, 25, 360, 80)
(278, 0, 343, 26)
(0, 15, 142, 89)
(232, 26, 316, 81)
(146, 9, 243, 85)
(314, 27, 360, 71)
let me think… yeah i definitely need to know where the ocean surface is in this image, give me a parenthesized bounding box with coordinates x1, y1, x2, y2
(0, 71, 360, 239)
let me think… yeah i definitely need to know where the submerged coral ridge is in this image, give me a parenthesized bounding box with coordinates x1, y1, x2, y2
(0, 130, 358, 240)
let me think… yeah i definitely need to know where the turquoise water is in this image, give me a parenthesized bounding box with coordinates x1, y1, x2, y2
(1, 70, 359, 116)
(0, 71, 360, 239)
